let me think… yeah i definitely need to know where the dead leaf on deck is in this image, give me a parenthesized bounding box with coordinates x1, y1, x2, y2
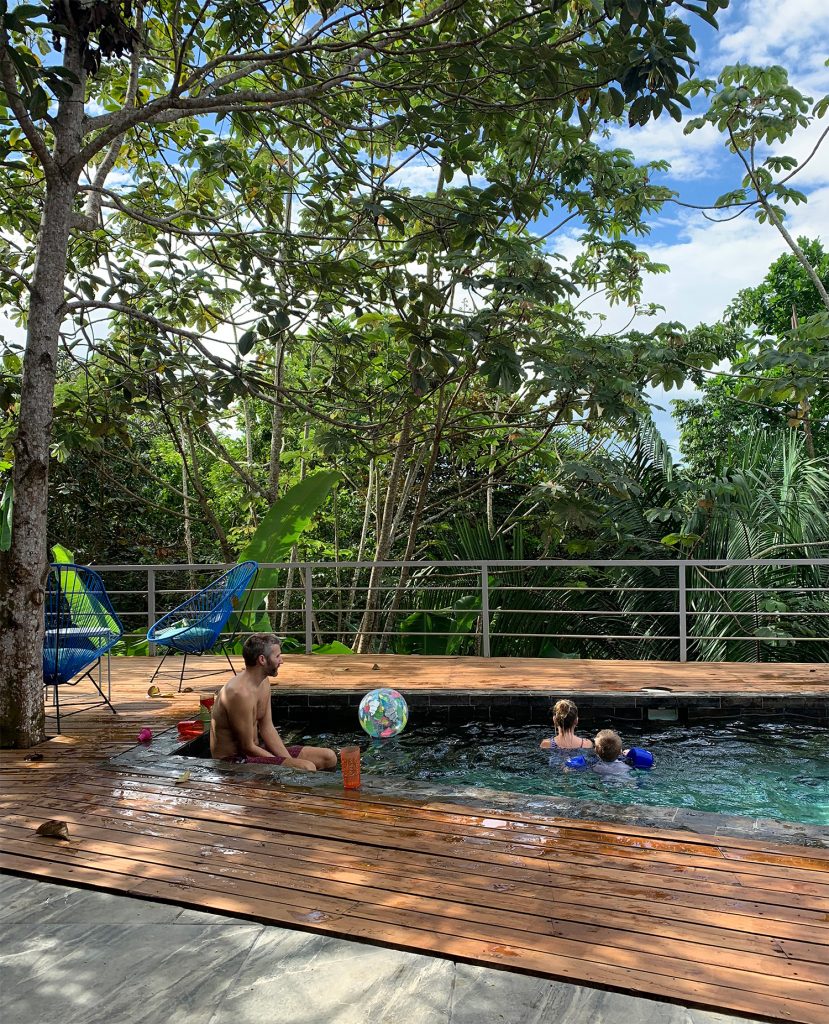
(147, 685, 161, 697)
(371, 663, 380, 670)
(35, 819, 70, 840)
(174, 771, 191, 785)
(182, 687, 194, 693)
(24, 753, 44, 762)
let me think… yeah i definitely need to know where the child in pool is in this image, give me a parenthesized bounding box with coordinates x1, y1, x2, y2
(540, 699, 594, 753)
(591, 729, 631, 777)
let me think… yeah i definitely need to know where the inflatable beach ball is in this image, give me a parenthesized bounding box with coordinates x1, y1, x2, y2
(358, 687, 409, 739)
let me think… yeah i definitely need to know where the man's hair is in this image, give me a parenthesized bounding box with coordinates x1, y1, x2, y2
(243, 633, 281, 667)
(595, 729, 623, 763)
(552, 699, 578, 731)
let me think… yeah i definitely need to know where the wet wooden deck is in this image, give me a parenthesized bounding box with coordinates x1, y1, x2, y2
(74, 652, 829, 696)
(1, 655, 828, 1023)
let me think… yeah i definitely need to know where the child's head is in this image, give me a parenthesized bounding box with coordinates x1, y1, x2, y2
(595, 729, 623, 763)
(552, 699, 579, 732)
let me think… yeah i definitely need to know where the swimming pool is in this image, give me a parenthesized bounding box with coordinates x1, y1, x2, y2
(282, 719, 829, 826)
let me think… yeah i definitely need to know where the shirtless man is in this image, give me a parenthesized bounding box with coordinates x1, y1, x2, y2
(210, 633, 336, 771)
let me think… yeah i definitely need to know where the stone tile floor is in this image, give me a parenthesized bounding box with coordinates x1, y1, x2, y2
(1, 873, 761, 1024)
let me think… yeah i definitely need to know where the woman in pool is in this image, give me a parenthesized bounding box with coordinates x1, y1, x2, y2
(540, 699, 594, 752)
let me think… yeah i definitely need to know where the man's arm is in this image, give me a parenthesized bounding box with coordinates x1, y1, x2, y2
(257, 693, 291, 759)
(224, 690, 275, 759)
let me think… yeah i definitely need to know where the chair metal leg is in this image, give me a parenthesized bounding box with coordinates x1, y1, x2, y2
(177, 652, 188, 693)
(54, 683, 61, 735)
(223, 648, 237, 674)
(81, 669, 117, 716)
(148, 650, 170, 688)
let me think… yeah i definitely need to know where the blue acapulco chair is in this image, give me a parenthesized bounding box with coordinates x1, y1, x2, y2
(43, 563, 124, 734)
(146, 561, 259, 691)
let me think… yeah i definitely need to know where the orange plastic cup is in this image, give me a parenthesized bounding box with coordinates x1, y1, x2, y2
(340, 746, 361, 789)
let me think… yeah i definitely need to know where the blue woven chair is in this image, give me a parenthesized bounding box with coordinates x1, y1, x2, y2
(147, 561, 258, 691)
(43, 563, 124, 733)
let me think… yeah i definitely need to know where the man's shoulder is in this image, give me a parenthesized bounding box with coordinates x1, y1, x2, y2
(221, 674, 256, 702)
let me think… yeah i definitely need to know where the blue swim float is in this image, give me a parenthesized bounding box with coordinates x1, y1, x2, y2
(564, 747, 654, 770)
(625, 746, 655, 769)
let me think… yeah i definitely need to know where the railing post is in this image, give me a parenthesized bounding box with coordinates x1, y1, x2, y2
(678, 561, 687, 663)
(481, 562, 490, 658)
(304, 564, 313, 654)
(147, 567, 156, 656)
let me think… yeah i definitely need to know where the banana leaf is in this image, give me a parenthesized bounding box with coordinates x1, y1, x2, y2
(236, 470, 342, 631)
(395, 593, 481, 655)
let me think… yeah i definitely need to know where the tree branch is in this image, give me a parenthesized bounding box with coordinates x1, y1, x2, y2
(0, 33, 56, 177)
(82, 2, 145, 226)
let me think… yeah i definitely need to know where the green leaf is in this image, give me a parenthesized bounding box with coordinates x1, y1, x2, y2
(236, 471, 342, 629)
(51, 542, 74, 563)
(311, 641, 354, 655)
(238, 329, 255, 356)
(0, 479, 12, 552)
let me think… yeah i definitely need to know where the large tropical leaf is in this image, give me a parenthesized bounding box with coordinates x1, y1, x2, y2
(237, 470, 342, 630)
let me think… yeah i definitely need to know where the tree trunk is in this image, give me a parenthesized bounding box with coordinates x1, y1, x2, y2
(180, 426, 196, 592)
(180, 418, 234, 562)
(268, 338, 285, 503)
(0, 183, 76, 746)
(345, 459, 374, 645)
(355, 409, 413, 652)
(0, 27, 86, 747)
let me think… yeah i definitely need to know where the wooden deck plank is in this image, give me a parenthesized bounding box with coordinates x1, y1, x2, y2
(6, 774, 829, 885)
(56, 653, 829, 696)
(3, 783, 828, 936)
(3, 831, 828, 1009)
(2, 653, 828, 1024)
(5, 800, 827, 962)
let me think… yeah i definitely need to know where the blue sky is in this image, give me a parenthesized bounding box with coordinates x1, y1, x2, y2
(579, 0, 829, 450)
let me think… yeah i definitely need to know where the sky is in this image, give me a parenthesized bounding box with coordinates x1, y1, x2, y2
(387, 2, 829, 451)
(3, 0, 828, 455)
(574, 0, 829, 450)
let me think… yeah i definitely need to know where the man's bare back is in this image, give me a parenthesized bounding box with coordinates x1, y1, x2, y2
(210, 634, 336, 772)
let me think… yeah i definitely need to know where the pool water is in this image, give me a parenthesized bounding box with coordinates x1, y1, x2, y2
(286, 720, 829, 826)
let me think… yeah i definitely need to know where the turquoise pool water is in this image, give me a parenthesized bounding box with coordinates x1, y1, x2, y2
(289, 720, 829, 826)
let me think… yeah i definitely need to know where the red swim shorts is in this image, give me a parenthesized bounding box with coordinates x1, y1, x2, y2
(241, 745, 305, 766)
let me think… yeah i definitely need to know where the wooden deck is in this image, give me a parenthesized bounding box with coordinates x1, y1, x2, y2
(95, 653, 829, 695)
(2, 655, 828, 1023)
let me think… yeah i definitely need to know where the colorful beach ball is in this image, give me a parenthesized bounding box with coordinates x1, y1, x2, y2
(358, 687, 409, 739)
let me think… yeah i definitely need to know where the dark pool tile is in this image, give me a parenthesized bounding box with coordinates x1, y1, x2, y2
(276, 693, 310, 706)
(719, 696, 764, 709)
(428, 693, 472, 706)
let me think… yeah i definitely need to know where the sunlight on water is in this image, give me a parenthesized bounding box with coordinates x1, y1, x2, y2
(289, 720, 829, 826)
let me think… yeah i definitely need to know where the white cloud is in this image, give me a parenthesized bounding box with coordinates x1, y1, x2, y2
(385, 161, 487, 193)
(607, 116, 725, 179)
(717, 0, 829, 67)
(581, 183, 829, 333)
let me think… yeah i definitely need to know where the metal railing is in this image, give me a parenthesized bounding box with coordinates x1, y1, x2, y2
(91, 558, 829, 662)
